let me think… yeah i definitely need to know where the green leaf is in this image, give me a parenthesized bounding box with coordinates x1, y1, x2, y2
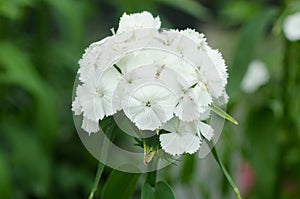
(155, 181, 175, 199)
(101, 170, 140, 199)
(180, 155, 195, 183)
(209, 104, 238, 125)
(141, 182, 155, 199)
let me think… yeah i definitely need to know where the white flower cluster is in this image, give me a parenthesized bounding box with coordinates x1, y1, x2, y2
(72, 11, 228, 156)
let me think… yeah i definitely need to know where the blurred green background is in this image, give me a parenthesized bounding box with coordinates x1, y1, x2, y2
(0, 0, 299, 198)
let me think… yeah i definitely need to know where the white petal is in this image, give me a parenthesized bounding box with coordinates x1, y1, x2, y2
(160, 132, 201, 156)
(198, 122, 214, 141)
(180, 28, 208, 49)
(215, 91, 229, 105)
(194, 49, 225, 98)
(101, 67, 122, 90)
(160, 117, 201, 155)
(131, 105, 163, 130)
(207, 48, 228, 86)
(72, 85, 83, 115)
(174, 92, 200, 122)
(117, 11, 161, 34)
(77, 69, 117, 121)
(199, 110, 211, 120)
(192, 82, 212, 113)
(78, 37, 110, 83)
(72, 96, 82, 115)
(123, 83, 177, 130)
(82, 117, 99, 135)
(156, 53, 198, 86)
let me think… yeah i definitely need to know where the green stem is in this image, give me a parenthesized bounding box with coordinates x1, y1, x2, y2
(211, 147, 242, 199)
(146, 170, 157, 187)
(145, 149, 159, 187)
(87, 117, 117, 199)
(88, 162, 105, 199)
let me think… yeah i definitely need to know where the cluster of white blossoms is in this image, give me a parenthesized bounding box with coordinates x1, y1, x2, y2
(283, 12, 300, 41)
(72, 11, 229, 156)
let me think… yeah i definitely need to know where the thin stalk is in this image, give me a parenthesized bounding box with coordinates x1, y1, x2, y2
(145, 150, 159, 187)
(87, 117, 117, 199)
(88, 162, 105, 199)
(211, 147, 242, 199)
(145, 170, 157, 187)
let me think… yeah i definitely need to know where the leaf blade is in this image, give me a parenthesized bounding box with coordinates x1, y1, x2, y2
(141, 182, 155, 199)
(155, 181, 175, 199)
(101, 170, 140, 199)
(209, 104, 238, 125)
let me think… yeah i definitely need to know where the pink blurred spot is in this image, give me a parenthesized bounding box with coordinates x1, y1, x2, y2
(237, 161, 256, 196)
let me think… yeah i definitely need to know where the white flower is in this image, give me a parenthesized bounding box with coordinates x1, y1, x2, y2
(117, 11, 161, 34)
(77, 68, 120, 123)
(123, 82, 177, 130)
(241, 60, 269, 93)
(159, 117, 215, 156)
(283, 12, 300, 41)
(78, 37, 110, 83)
(160, 117, 201, 156)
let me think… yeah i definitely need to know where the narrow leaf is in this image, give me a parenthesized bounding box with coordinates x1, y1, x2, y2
(88, 117, 119, 199)
(88, 162, 105, 199)
(209, 104, 238, 125)
(211, 147, 242, 199)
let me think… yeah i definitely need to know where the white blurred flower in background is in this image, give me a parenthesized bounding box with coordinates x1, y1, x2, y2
(241, 60, 269, 93)
(283, 12, 300, 41)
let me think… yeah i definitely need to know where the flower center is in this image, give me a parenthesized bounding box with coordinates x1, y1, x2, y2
(96, 88, 104, 98)
(145, 101, 151, 107)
